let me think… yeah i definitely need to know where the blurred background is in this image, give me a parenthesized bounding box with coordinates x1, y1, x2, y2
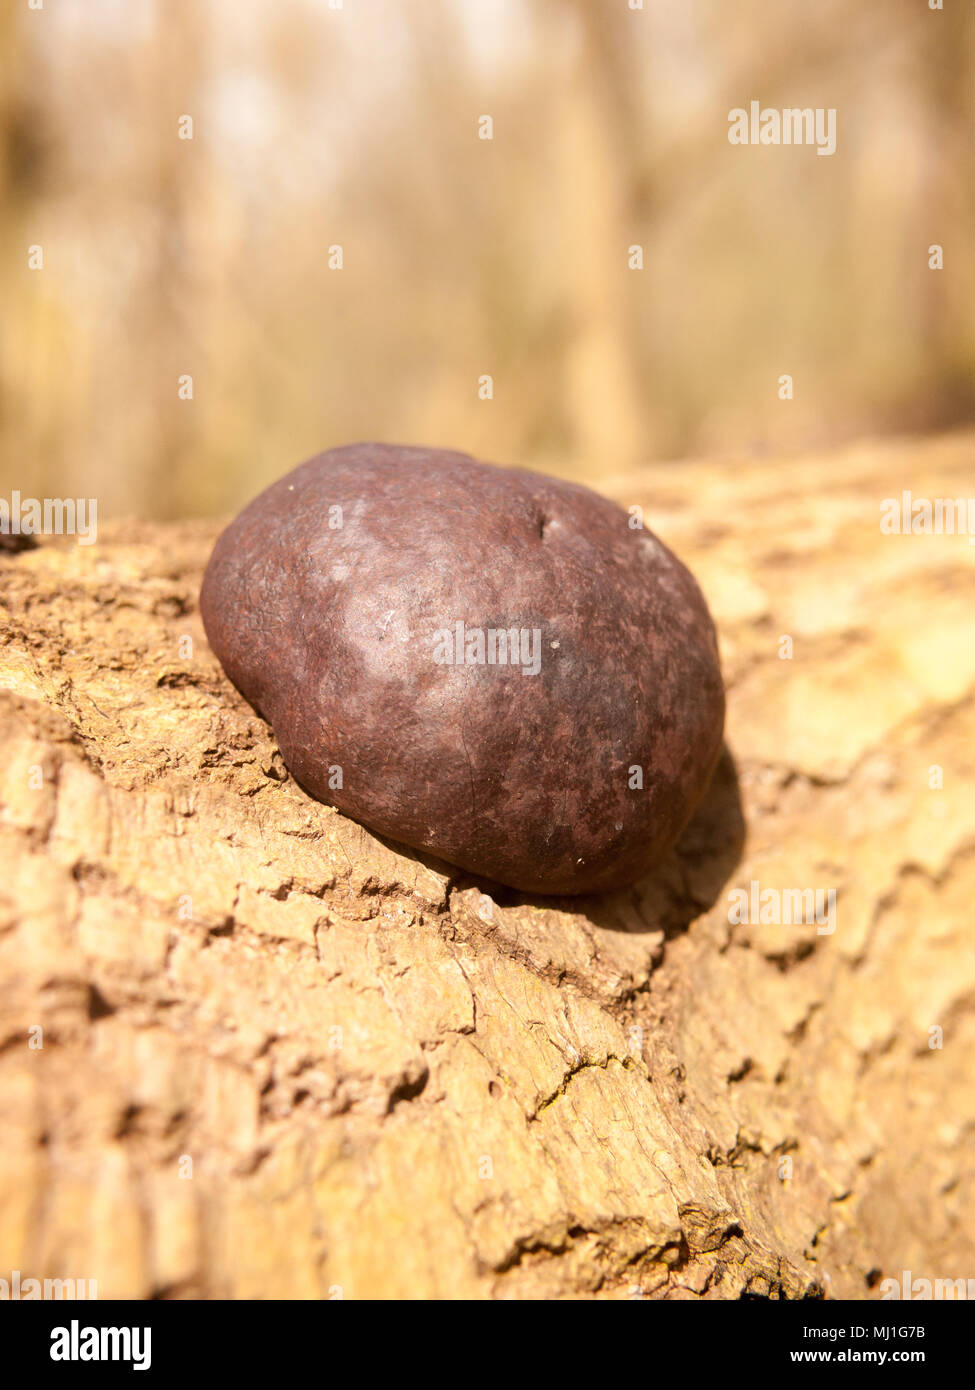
(0, 0, 973, 520)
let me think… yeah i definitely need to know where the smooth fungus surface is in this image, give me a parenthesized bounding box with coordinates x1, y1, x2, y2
(200, 444, 725, 894)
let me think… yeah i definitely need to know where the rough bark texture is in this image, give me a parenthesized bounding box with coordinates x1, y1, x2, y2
(1, 433, 973, 1300)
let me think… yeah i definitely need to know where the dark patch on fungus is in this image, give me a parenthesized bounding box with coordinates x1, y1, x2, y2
(200, 443, 725, 895)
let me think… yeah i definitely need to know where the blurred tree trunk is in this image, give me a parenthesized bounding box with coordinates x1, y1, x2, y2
(913, 3, 975, 427)
(143, 0, 208, 520)
(554, 1, 652, 470)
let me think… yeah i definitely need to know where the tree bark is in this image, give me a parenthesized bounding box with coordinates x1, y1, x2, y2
(1, 434, 974, 1299)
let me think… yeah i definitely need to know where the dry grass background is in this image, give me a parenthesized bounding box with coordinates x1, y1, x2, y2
(1, 0, 974, 519)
